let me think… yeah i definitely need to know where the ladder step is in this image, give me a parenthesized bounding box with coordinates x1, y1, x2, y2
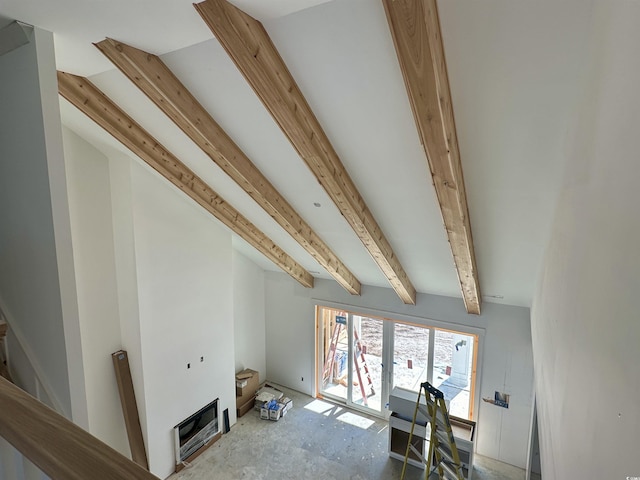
(435, 443, 457, 466)
(436, 411, 451, 424)
(435, 427, 454, 444)
(433, 405, 449, 421)
(408, 443, 424, 462)
(400, 382, 464, 480)
(433, 453, 462, 479)
(439, 460, 462, 479)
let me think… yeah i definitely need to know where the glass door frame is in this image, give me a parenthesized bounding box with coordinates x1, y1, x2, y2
(388, 320, 435, 395)
(315, 303, 484, 422)
(316, 306, 392, 418)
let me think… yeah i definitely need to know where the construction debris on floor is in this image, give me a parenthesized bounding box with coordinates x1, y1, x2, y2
(255, 383, 292, 421)
(235, 368, 293, 422)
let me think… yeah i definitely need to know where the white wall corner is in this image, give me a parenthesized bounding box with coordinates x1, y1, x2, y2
(35, 27, 88, 428)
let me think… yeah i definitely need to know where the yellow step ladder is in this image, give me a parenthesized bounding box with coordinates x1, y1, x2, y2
(400, 381, 465, 480)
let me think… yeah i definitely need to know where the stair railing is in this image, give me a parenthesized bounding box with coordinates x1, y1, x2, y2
(0, 377, 159, 480)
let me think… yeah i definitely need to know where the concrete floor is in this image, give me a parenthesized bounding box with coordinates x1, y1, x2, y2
(170, 385, 537, 480)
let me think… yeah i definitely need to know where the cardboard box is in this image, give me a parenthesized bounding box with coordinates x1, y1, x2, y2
(255, 384, 283, 402)
(269, 404, 284, 421)
(279, 397, 293, 416)
(236, 369, 256, 380)
(235, 369, 259, 405)
(260, 404, 270, 420)
(236, 396, 255, 418)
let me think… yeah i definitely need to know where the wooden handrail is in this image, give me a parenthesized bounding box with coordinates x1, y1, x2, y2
(0, 377, 159, 480)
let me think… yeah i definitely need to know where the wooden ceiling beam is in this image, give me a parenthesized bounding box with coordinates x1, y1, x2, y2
(383, 0, 481, 314)
(195, 0, 417, 305)
(57, 72, 314, 289)
(94, 38, 360, 296)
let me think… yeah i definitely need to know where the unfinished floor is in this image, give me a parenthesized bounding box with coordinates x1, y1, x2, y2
(170, 385, 536, 480)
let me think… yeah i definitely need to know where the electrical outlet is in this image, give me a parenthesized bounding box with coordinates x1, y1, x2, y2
(187, 363, 191, 369)
(301, 376, 304, 382)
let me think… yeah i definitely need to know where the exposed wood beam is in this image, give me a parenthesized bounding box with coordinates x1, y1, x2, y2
(57, 72, 314, 289)
(383, 0, 481, 314)
(95, 38, 360, 296)
(195, 0, 417, 305)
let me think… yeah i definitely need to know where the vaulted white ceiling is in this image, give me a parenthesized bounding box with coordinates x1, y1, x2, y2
(0, 0, 594, 308)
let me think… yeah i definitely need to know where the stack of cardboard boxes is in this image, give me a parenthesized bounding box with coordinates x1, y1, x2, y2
(255, 384, 293, 421)
(235, 370, 293, 421)
(235, 368, 259, 418)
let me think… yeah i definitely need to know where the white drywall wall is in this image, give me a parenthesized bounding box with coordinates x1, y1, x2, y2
(5, 329, 40, 396)
(233, 250, 266, 381)
(108, 154, 148, 451)
(63, 126, 129, 456)
(0, 23, 78, 418)
(0, 436, 22, 480)
(129, 162, 235, 478)
(531, 3, 640, 478)
(34, 26, 87, 428)
(475, 309, 533, 467)
(264, 272, 534, 467)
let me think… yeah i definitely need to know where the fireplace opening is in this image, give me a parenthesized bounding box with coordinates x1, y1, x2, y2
(173, 398, 220, 471)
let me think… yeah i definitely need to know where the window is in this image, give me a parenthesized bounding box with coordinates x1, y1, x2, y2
(316, 305, 479, 420)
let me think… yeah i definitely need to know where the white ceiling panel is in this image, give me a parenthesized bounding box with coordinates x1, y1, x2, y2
(2, 0, 598, 307)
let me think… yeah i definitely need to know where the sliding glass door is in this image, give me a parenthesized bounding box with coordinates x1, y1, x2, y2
(318, 308, 386, 415)
(318, 308, 349, 404)
(431, 330, 475, 419)
(317, 306, 478, 420)
(391, 323, 430, 392)
(350, 315, 384, 412)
